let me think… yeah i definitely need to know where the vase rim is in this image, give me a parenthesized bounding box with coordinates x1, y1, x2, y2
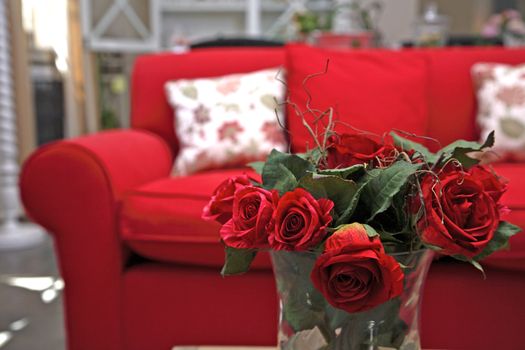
(268, 248, 430, 256)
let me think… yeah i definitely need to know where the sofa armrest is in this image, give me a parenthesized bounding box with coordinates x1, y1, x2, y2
(20, 129, 173, 239)
(19, 129, 172, 350)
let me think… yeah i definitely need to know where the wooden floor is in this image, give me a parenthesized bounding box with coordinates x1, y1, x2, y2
(0, 235, 65, 350)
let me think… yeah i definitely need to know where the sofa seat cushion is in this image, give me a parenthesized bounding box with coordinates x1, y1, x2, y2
(481, 163, 525, 271)
(119, 168, 272, 269)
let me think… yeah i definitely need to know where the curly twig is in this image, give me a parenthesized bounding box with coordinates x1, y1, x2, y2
(392, 128, 442, 150)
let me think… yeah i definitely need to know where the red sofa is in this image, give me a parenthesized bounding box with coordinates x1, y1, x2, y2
(20, 45, 525, 350)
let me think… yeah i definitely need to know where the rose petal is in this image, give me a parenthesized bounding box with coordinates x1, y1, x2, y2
(270, 188, 333, 251)
(311, 245, 404, 313)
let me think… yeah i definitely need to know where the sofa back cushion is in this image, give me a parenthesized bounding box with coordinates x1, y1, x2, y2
(285, 44, 430, 152)
(424, 47, 525, 149)
(131, 48, 285, 154)
(131, 46, 525, 156)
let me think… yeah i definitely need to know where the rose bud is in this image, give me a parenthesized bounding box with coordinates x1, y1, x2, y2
(220, 186, 277, 249)
(416, 165, 506, 258)
(311, 223, 404, 313)
(202, 175, 252, 224)
(269, 188, 333, 251)
(325, 133, 397, 169)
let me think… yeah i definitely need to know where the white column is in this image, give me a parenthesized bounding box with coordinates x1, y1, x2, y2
(0, 0, 44, 250)
(245, 0, 261, 37)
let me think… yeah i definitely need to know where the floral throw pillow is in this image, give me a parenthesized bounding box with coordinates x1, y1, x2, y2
(473, 63, 525, 161)
(165, 68, 287, 175)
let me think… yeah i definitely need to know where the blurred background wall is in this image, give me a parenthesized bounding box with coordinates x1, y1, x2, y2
(10, 0, 525, 165)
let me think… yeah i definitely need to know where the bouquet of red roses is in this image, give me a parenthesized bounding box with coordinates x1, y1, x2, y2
(203, 126, 520, 349)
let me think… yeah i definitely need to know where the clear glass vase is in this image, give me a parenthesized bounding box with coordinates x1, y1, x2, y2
(271, 249, 434, 350)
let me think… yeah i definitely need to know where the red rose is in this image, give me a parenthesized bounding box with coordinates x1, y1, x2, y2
(269, 188, 333, 251)
(325, 133, 397, 168)
(311, 223, 404, 313)
(468, 166, 507, 203)
(220, 186, 277, 249)
(202, 175, 252, 224)
(417, 165, 506, 257)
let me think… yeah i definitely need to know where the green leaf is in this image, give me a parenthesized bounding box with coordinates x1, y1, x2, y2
(378, 231, 404, 244)
(268, 149, 315, 179)
(435, 131, 495, 169)
(369, 184, 413, 238)
(361, 161, 421, 221)
(451, 254, 487, 278)
(440, 131, 495, 155)
(282, 289, 327, 332)
(262, 149, 315, 194)
(450, 149, 481, 169)
(334, 173, 375, 226)
(297, 148, 323, 165)
(264, 163, 298, 195)
(470, 260, 486, 279)
(316, 164, 365, 179)
(363, 224, 379, 237)
(325, 305, 352, 331)
(474, 221, 521, 261)
(480, 130, 495, 147)
(297, 173, 328, 199)
(390, 131, 434, 161)
(248, 161, 265, 175)
(391, 185, 410, 231)
(298, 173, 358, 218)
(221, 246, 257, 276)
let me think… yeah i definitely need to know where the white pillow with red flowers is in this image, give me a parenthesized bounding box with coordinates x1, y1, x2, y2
(472, 63, 525, 161)
(165, 68, 287, 175)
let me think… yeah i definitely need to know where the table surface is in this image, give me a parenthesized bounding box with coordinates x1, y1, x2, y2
(173, 347, 274, 350)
